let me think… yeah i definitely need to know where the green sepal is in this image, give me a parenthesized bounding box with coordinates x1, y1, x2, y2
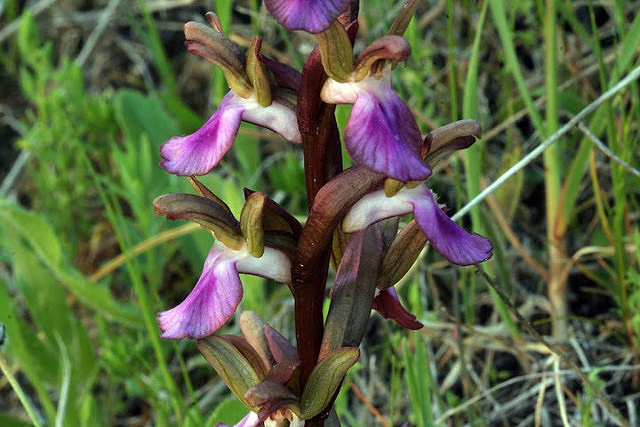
(246, 37, 272, 107)
(243, 188, 301, 238)
(316, 21, 354, 82)
(376, 220, 427, 289)
(272, 87, 298, 111)
(197, 336, 261, 409)
(153, 193, 243, 250)
(183, 21, 252, 98)
(299, 347, 360, 419)
(263, 232, 297, 256)
(388, 0, 419, 36)
(240, 192, 267, 257)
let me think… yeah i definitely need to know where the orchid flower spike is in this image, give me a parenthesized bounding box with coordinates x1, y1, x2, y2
(160, 14, 301, 177)
(343, 183, 493, 266)
(264, 0, 350, 34)
(319, 31, 432, 182)
(153, 185, 299, 339)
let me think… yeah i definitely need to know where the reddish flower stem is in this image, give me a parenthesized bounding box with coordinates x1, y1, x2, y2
(293, 46, 342, 391)
(292, 5, 361, 425)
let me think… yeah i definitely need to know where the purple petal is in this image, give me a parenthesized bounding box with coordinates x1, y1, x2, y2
(344, 82, 432, 181)
(410, 186, 493, 265)
(160, 92, 245, 176)
(264, 0, 349, 33)
(343, 185, 493, 265)
(160, 91, 301, 176)
(372, 287, 423, 330)
(158, 247, 243, 339)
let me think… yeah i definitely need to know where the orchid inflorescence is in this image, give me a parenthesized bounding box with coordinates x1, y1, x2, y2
(153, 1, 492, 425)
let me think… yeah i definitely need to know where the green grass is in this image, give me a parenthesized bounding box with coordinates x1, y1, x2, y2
(1, 0, 640, 425)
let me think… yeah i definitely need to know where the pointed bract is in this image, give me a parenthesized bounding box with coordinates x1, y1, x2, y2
(264, 0, 349, 34)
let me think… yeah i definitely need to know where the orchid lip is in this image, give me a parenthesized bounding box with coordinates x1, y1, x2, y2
(158, 243, 291, 340)
(160, 91, 301, 177)
(343, 185, 493, 266)
(321, 75, 431, 182)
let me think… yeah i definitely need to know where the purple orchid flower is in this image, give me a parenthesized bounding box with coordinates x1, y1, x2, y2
(154, 188, 298, 340)
(158, 243, 291, 340)
(264, 0, 350, 34)
(160, 91, 301, 176)
(342, 184, 493, 266)
(320, 36, 432, 182)
(160, 17, 301, 177)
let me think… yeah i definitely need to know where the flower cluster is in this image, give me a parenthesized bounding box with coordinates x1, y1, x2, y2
(153, 1, 492, 424)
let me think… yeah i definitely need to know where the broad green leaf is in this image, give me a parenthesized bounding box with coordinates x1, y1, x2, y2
(115, 90, 180, 146)
(0, 199, 143, 326)
(0, 279, 58, 410)
(0, 199, 62, 267)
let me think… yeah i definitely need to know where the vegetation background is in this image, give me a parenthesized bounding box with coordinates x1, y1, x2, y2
(1, 0, 639, 425)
